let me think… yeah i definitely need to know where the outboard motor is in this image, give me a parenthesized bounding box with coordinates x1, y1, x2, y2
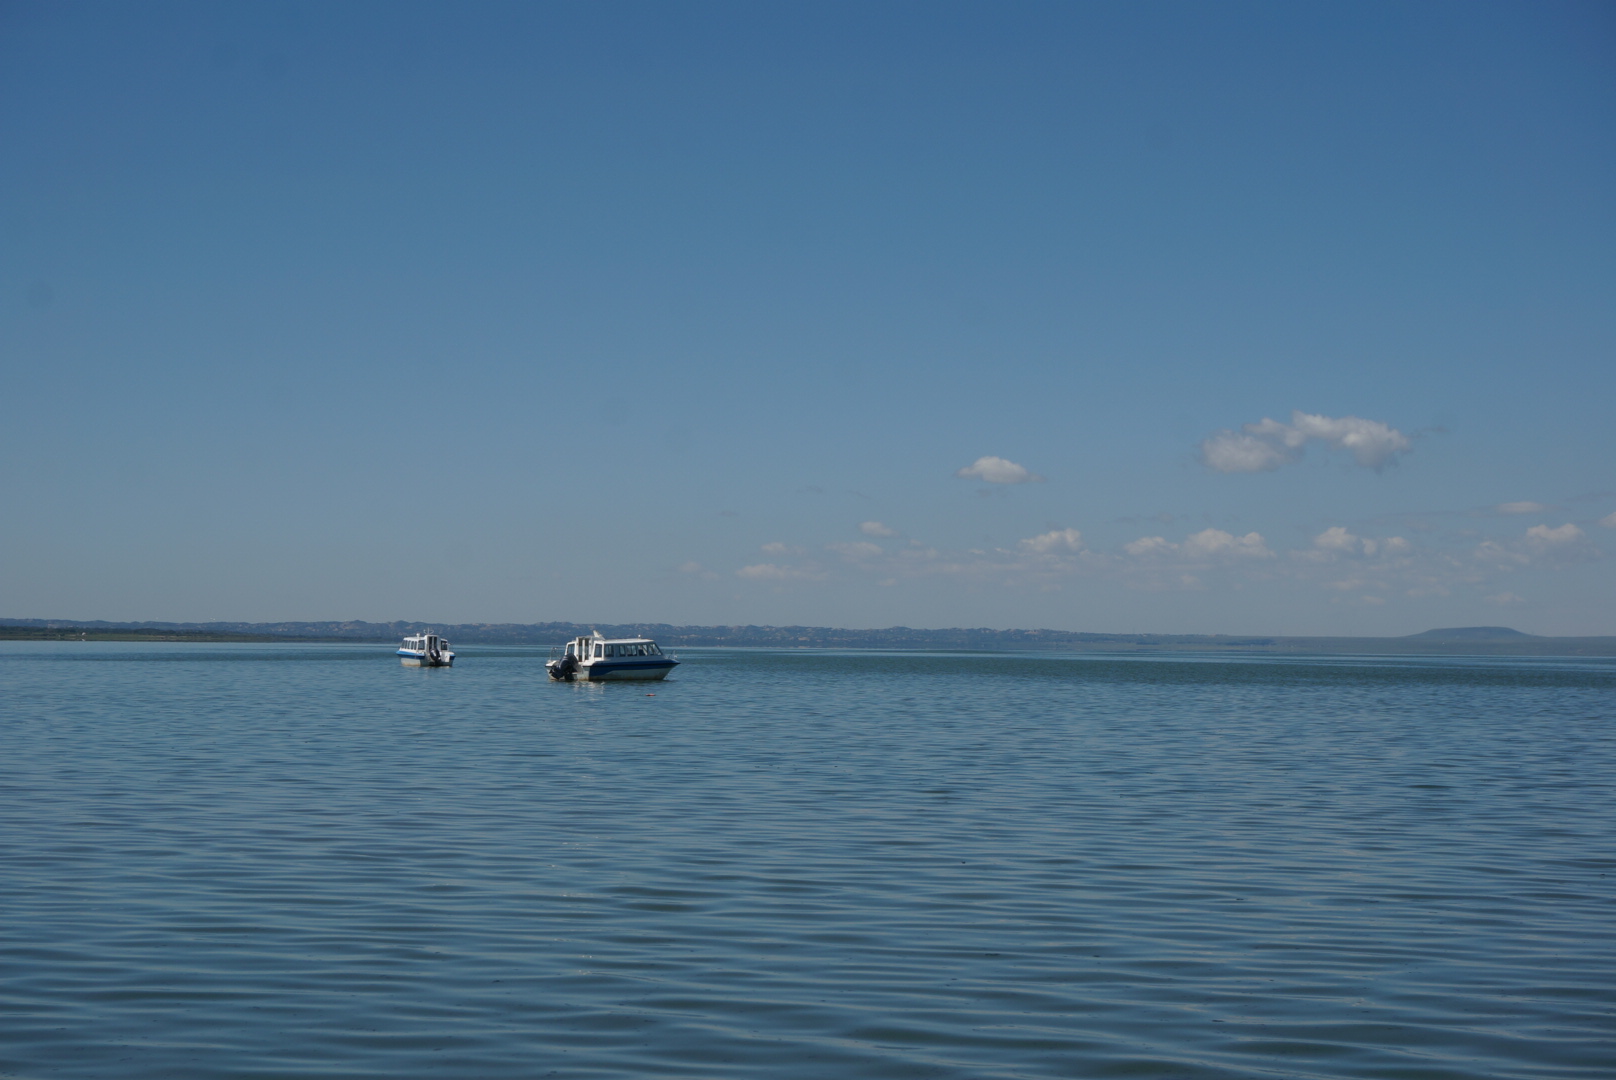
(550, 654, 579, 682)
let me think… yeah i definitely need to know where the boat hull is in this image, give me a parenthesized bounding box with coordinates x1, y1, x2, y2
(585, 661, 675, 681)
(399, 651, 453, 667)
(551, 659, 677, 681)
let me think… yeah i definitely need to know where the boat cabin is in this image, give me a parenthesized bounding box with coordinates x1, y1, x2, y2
(562, 636, 666, 661)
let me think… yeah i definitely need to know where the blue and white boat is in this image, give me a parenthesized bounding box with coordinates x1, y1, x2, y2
(398, 632, 454, 667)
(547, 633, 678, 682)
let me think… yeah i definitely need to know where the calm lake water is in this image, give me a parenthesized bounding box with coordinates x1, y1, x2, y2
(2, 641, 1613, 1079)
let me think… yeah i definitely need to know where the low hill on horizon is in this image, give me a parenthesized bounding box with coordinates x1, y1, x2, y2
(1405, 626, 1534, 640)
(4, 618, 1613, 655)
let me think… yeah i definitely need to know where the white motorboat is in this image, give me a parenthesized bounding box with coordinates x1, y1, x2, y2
(547, 632, 678, 682)
(398, 632, 454, 667)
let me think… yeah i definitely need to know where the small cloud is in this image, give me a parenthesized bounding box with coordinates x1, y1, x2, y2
(1485, 591, 1526, 605)
(955, 456, 1043, 484)
(1313, 526, 1361, 554)
(1601, 511, 1616, 529)
(1019, 528, 1084, 554)
(677, 561, 704, 574)
(1200, 411, 1412, 473)
(1308, 526, 1401, 559)
(1526, 522, 1584, 546)
(1524, 522, 1596, 562)
(1124, 536, 1176, 558)
(1497, 501, 1548, 515)
(1121, 529, 1272, 563)
(736, 563, 824, 581)
(1182, 528, 1274, 560)
(1200, 431, 1292, 473)
(859, 521, 898, 537)
(827, 541, 884, 561)
(1474, 539, 1527, 568)
(760, 541, 805, 556)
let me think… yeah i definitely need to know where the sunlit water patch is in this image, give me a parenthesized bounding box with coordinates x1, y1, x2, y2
(1, 642, 1612, 1078)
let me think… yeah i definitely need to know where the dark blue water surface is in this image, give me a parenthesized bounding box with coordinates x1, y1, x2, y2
(2, 642, 1613, 1079)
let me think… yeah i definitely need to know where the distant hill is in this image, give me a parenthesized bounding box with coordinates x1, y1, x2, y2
(1405, 627, 1533, 640)
(4, 618, 1614, 655)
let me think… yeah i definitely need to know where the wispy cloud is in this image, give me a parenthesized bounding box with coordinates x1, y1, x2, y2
(1200, 411, 1412, 473)
(955, 456, 1043, 484)
(1124, 528, 1273, 561)
(828, 541, 884, 561)
(1019, 528, 1084, 553)
(1183, 528, 1275, 560)
(1302, 526, 1412, 560)
(1524, 523, 1597, 562)
(736, 563, 826, 581)
(723, 510, 1601, 600)
(859, 521, 898, 537)
(1600, 511, 1616, 529)
(1496, 501, 1549, 515)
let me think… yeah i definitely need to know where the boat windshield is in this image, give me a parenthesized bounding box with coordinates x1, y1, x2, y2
(601, 642, 660, 657)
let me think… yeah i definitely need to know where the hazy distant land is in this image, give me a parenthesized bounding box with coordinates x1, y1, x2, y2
(3, 620, 1613, 656)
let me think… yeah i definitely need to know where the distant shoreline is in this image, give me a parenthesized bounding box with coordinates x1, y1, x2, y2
(5, 619, 1615, 656)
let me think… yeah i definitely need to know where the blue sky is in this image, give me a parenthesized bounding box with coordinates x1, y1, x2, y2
(3, 1, 1613, 635)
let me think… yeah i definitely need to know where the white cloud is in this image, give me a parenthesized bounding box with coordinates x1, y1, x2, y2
(1122, 529, 1273, 562)
(1313, 526, 1361, 554)
(1289, 412, 1412, 467)
(827, 541, 884, 561)
(1526, 523, 1584, 546)
(1124, 536, 1176, 558)
(1600, 511, 1616, 529)
(1182, 528, 1274, 560)
(1473, 539, 1527, 568)
(1200, 410, 1412, 473)
(1020, 528, 1085, 554)
(1199, 431, 1293, 473)
(1524, 522, 1597, 563)
(723, 504, 1599, 600)
(736, 563, 825, 581)
(859, 521, 898, 537)
(1307, 526, 1409, 559)
(955, 456, 1043, 484)
(1472, 522, 1598, 569)
(1497, 501, 1548, 515)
